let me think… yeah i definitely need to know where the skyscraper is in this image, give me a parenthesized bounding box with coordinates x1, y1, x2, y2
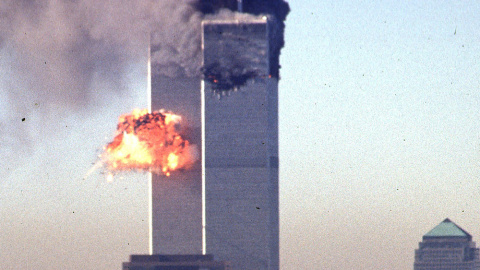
(145, 10, 280, 270)
(414, 218, 480, 270)
(148, 60, 203, 254)
(202, 17, 279, 270)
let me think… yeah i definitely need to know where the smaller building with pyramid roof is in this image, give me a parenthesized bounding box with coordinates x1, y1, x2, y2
(414, 218, 480, 270)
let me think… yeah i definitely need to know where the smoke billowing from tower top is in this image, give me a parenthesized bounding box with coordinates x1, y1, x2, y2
(198, 0, 290, 79)
(0, 0, 289, 162)
(1, 0, 289, 109)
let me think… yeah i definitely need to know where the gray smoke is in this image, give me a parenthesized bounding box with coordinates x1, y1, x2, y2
(0, 0, 206, 111)
(0, 0, 206, 176)
(0, 0, 289, 112)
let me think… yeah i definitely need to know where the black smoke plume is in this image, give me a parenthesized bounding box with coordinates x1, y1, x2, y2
(239, 0, 290, 79)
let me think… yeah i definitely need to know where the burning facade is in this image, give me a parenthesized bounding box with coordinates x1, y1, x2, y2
(201, 17, 270, 93)
(201, 18, 279, 270)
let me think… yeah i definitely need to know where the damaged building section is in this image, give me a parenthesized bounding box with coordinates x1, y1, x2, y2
(199, 0, 290, 79)
(202, 62, 262, 93)
(202, 17, 271, 94)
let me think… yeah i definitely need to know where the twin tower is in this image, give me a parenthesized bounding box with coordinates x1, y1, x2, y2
(147, 17, 278, 270)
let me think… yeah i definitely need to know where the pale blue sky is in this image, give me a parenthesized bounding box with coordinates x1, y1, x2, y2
(1, 1, 480, 269)
(280, 1, 480, 269)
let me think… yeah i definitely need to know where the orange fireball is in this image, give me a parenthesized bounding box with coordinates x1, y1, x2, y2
(103, 109, 197, 176)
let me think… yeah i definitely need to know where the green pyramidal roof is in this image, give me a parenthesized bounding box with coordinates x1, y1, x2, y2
(424, 218, 471, 238)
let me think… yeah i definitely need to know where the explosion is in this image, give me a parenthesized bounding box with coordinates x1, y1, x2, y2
(102, 109, 197, 176)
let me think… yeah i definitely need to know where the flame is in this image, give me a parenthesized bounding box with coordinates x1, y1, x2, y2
(102, 109, 197, 176)
(163, 153, 179, 176)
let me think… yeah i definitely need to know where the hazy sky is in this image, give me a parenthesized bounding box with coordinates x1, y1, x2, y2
(1, 1, 480, 269)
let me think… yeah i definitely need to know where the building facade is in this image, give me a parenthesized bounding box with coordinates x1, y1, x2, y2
(414, 218, 480, 270)
(202, 18, 279, 270)
(149, 63, 203, 254)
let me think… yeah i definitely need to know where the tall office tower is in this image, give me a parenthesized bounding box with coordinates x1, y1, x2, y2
(202, 17, 279, 270)
(149, 49, 203, 254)
(414, 218, 480, 270)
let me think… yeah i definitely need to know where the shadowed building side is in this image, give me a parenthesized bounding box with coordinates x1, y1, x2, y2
(149, 70, 203, 254)
(202, 18, 279, 270)
(414, 218, 480, 270)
